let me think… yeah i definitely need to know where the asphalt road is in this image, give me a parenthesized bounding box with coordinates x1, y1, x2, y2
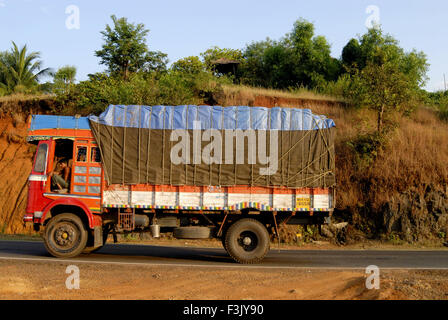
(0, 240, 447, 269)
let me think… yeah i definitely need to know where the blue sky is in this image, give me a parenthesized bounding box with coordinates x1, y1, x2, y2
(0, 0, 446, 91)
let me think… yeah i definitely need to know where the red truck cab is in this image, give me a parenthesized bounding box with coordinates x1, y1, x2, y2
(24, 116, 104, 257)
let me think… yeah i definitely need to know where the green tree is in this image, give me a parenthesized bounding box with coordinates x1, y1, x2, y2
(95, 15, 167, 80)
(347, 54, 418, 133)
(288, 19, 341, 87)
(239, 19, 340, 89)
(258, 43, 296, 88)
(341, 38, 362, 68)
(0, 42, 51, 94)
(341, 27, 428, 87)
(53, 65, 77, 94)
(141, 50, 168, 74)
(342, 27, 428, 133)
(171, 56, 205, 75)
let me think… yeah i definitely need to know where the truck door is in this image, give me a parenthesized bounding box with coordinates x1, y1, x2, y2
(26, 140, 55, 214)
(71, 139, 102, 212)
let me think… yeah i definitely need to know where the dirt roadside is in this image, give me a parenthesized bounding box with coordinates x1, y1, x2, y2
(0, 259, 447, 300)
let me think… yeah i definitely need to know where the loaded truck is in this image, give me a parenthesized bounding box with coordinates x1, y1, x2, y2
(23, 105, 336, 264)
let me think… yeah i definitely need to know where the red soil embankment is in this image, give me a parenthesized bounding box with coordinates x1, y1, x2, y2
(0, 116, 34, 234)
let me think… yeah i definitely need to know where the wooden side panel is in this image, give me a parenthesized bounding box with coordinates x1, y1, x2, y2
(102, 184, 333, 211)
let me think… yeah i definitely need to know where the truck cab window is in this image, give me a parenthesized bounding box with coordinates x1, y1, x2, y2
(34, 144, 48, 173)
(76, 146, 88, 162)
(91, 147, 101, 163)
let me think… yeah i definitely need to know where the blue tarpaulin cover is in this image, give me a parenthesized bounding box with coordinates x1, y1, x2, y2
(29, 105, 336, 131)
(88, 105, 336, 131)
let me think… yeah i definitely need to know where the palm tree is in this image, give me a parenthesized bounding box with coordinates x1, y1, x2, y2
(0, 42, 51, 94)
(53, 65, 77, 94)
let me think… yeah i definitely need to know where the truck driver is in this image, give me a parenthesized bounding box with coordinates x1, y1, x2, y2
(49, 159, 71, 192)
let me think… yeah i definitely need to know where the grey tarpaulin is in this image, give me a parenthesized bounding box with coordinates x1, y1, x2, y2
(88, 105, 336, 188)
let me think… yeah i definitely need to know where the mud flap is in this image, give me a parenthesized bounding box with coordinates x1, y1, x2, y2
(93, 226, 103, 248)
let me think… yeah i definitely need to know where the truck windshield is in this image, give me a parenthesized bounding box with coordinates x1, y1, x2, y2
(34, 143, 48, 173)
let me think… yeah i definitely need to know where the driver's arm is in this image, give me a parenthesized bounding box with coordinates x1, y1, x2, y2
(63, 166, 70, 182)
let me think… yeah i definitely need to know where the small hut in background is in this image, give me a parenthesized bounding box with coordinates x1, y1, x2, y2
(211, 58, 240, 77)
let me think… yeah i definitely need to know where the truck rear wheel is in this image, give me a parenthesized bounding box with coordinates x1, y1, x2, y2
(221, 234, 227, 250)
(44, 213, 88, 258)
(220, 226, 229, 250)
(225, 218, 270, 264)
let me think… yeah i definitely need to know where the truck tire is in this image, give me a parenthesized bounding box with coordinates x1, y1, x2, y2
(44, 213, 88, 258)
(225, 218, 270, 264)
(220, 227, 229, 250)
(173, 226, 212, 239)
(221, 234, 227, 250)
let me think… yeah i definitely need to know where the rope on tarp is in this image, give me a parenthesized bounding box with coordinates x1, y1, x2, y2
(96, 119, 111, 184)
(162, 106, 166, 185)
(252, 126, 313, 185)
(145, 107, 152, 184)
(122, 106, 127, 185)
(250, 108, 254, 187)
(287, 111, 292, 187)
(234, 107, 238, 186)
(185, 105, 189, 186)
(110, 105, 115, 182)
(209, 106, 213, 186)
(251, 111, 335, 188)
(219, 107, 224, 187)
(267, 109, 271, 187)
(287, 146, 335, 185)
(138, 105, 141, 183)
(169, 106, 174, 186)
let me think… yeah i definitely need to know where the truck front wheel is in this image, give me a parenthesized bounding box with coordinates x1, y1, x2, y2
(44, 213, 88, 258)
(225, 218, 270, 264)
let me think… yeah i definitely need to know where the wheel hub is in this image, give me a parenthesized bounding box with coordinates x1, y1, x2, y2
(238, 231, 258, 252)
(242, 236, 252, 246)
(55, 226, 75, 246)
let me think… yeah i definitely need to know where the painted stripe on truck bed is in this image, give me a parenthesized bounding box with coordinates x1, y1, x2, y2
(102, 190, 331, 211)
